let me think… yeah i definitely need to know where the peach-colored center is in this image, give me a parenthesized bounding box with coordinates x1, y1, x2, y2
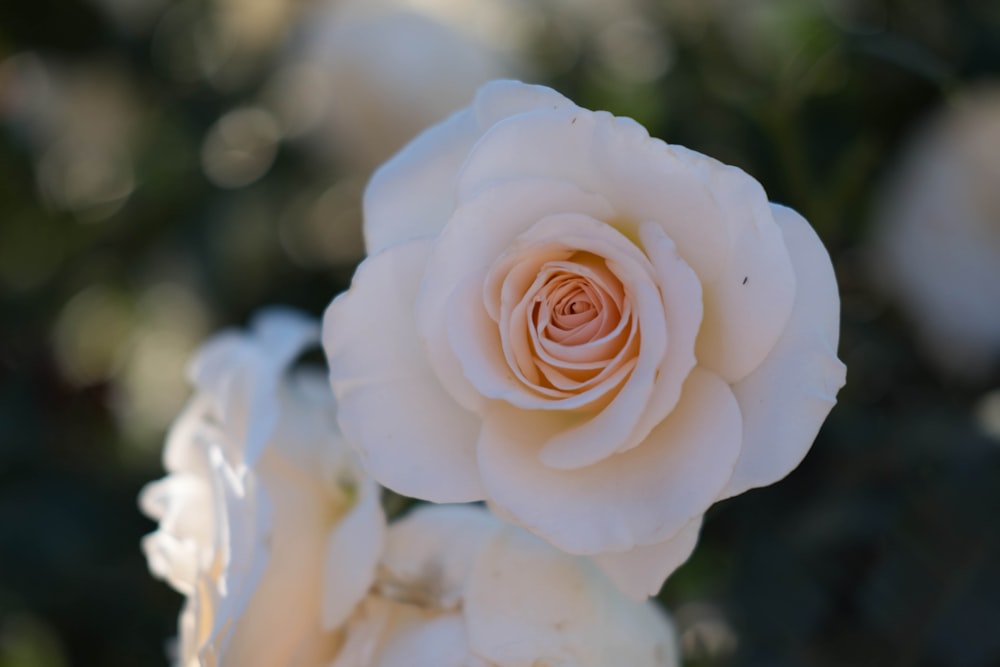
(502, 251, 638, 400)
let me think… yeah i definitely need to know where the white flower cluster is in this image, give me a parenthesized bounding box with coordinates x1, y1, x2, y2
(141, 81, 845, 666)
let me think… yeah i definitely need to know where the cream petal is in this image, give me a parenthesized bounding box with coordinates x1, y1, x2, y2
(140, 531, 200, 596)
(379, 505, 502, 610)
(464, 526, 680, 667)
(322, 473, 385, 630)
(332, 598, 468, 667)
(364, 80, 572, 255)
(221, 447, 335, 667)
(323, 238, 484, 503)
(374, 613, 470, 667)
(363, 106, 478, 255)
(688, 158, 796, 383)
(162, 394, 219, 475)
(478, 368, 742, 555)
(329, 597, 393, 667)
(205, 446, 272, 661)
(591, 517, 703, 600)
(189, 309, 320, 467)
(455, 106, 730, 282)
(615, 222, 702, 455)
(464, 527, 603, 667)
(720, 204, 846, 499)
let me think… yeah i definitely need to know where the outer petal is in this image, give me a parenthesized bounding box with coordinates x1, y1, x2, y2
(720, 204, 846, 499)
(189, 308, 320, 467)
(331, 598, 467, 667)
(364, 80, 572, 254)
(679, 152, 796, 383)
(455, 106, 730, 281)
(322, 472, 385, 630)
(464, 526, 680, 667)
(323, 238, 485, 503)
(379, 505, 502, 610)
(478, 368, 742, 555)
(591, 517, 703, 600)
(220, 447, 336, 667)
(184, 307, 319, 466)
(374, 613, 470, 667)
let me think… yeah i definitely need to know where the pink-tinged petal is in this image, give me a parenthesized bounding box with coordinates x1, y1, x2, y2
(323, 238, 484, 502)
(416, 179, 614, 411)
(668, 147, 797, 383)
(464, 525, 680, 667)
(379, 504, 502, 610)
(322, 474, 385, 630)
(455, 107, 730, 281)
(478, 368, 742, 555)
(447, 274, 638, 412)
(591, 517, 703, 600)
(720, 204, 846, 499)
(364, 80, 572, 255)
(614, 222, 702, 455)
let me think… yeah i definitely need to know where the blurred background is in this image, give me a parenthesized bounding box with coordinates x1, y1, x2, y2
(2, 0, 1000, 665)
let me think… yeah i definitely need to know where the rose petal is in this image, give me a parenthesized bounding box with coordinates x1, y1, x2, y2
(455, 106, 730, 282)
(375, 613, 470, 667)
(322, 473, 385, 630)
(364, 80, 572, 255)
(447, 273, 639, 412)
(478, 367, 742, 555)
(379, 505, 501, 610)
(188, 308, 320, 468)
(720, 204, 846, 499)
(417, 179, 615, 411)
(613, 222, 702, 455)
(508, 215, 668, 470)
(323, 238, 484, 502)
(591, 517, 703, 599)
(682, 153, 797, 383)
(332, 597, 470, 667)
(464, 525, 679, 667)
(205, 446, 271, 662)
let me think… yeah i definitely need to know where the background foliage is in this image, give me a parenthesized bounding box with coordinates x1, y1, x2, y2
(2, 0, 999, 665)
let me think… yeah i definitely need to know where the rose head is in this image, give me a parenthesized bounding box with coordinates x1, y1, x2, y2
(140, 309, 385, 666)
(324, 80, 846, 597)
(333, 505, 679, 667)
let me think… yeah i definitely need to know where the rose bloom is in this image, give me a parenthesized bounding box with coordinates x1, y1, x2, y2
(324, 80, 846, 597)
(277, 0, 527, 170)
(869, 86, 1000, 380)
(140, 309, 384, 666)
(333, 504, 679, 667)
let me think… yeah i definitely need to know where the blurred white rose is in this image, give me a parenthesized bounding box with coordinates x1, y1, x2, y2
(333, 504, 680, 667)
(139, 308, 384, 666)
(324, 80, 846, 597)
(869, 86, 1000, 380)
(270, 0, 530, 169)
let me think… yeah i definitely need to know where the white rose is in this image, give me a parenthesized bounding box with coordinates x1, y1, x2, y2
(276, 0, 527, 168)
(333, 505, 679, 667)
(869, 86, 1000, 380)
(139, 309, 385, 666)
(324, 80, 846, 597)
